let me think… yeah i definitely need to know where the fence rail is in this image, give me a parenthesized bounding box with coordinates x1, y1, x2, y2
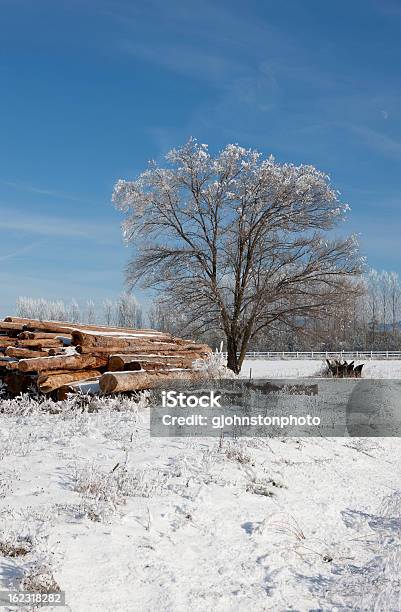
(221, 351, 401, 360)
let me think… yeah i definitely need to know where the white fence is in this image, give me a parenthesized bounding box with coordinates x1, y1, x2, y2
(221, 351, 401, 360)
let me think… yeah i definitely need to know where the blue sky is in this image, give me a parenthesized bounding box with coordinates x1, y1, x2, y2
(1, 0, 401, 317)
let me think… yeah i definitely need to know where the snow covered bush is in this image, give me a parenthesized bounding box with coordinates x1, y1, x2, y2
(297, 490, 401, 610)
(224, 442, 254, 465)
(20, 558, 61, 593)
(0, 531, 33, 557)
(0, 390, 148, 417)
(193, 350, 236, 379)
(0, 380, 7, 398)
(0, 475, 13, 498)
(72, 461, 169, 522)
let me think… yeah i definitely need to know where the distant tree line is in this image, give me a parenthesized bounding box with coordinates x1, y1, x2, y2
(15, 294, 143, 329)
(145, 268, 401, 352)
(15, 268, 401, 351)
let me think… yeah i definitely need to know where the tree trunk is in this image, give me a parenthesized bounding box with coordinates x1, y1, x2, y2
(226, 335, 240, 374)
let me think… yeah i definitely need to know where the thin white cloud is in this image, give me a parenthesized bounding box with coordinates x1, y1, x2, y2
(0, 209, 120, 242)
(0, 240, 43, 262)
(347, 124, 401, 159)
(0, 179, 94, 204)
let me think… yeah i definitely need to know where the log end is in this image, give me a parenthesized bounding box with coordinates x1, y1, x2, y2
(99, 373, 118, 394)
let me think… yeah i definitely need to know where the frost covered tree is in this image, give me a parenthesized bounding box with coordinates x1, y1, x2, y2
(68, 300, 80, 323)
(102, 299, 115, 326)
(16, 297, 68, 321)
(113, 139, 362, 372)
(388, 271, 401, 335)
(361, 269, 401, 347)
(85, 300, 96, 325)
(117, 293, 143, 328)
(148, 297, 190, 336)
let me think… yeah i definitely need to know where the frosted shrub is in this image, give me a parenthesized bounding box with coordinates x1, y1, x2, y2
(0, 380, 7, 398)
(0, 476, 13, 498)
(299, 490, 401, 610)
(0, 530, 33, 557)
(224, 442, 253, 465)
(72, 461, 168, 522)
(0, 393, 60, 416)
(21, 559, 61, 593)
(0, 390, 149, 416)
(193, 350, 235, 379)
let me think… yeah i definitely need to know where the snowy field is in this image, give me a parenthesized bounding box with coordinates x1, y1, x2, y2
(240, 358, 401, 379)
(0, 360, 401, 611)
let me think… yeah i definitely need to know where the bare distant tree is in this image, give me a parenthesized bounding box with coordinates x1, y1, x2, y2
(389, 271, 401, 335)
(113, 139, 362, 372)
(102, 299, 115, 326)
(16, 297, 68, 321)
(117, 293, 143, 328)
(85, 300, 96, 325)
(68, 299, 80, 323)
(148, 297, 191, 336)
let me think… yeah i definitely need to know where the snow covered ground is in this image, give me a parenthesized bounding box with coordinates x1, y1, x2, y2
(241, 358, 401, 379)
(0, 361, 401, 611)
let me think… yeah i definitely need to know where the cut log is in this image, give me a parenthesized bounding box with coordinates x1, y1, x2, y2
(37, 370, 102, 394)
(0, 337, 18, 348)
(107, 360, 174, 372)
(0, 322, 25, 333)
(4, 318, 77, 334)
(76, 342, 211, 356)
(107, 354, 197, 372)
(18, 331, 72, 341)
(0, 357, 18, 370)
(47, 348, 68, 356)
(71, 330, 176, 348)
(4, 360, 20, 371)
(16, 339, 64, 349)
(18, 354, 108, 373)
(5, 317, 162, 335)
(5, 347, 49, 359)
(100, 369, 204, 394)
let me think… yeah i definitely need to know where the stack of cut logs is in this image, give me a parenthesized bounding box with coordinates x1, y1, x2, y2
(0, 317, 211, 399)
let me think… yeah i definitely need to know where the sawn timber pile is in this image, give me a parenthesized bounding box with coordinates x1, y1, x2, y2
(0, 316, 211, 399)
